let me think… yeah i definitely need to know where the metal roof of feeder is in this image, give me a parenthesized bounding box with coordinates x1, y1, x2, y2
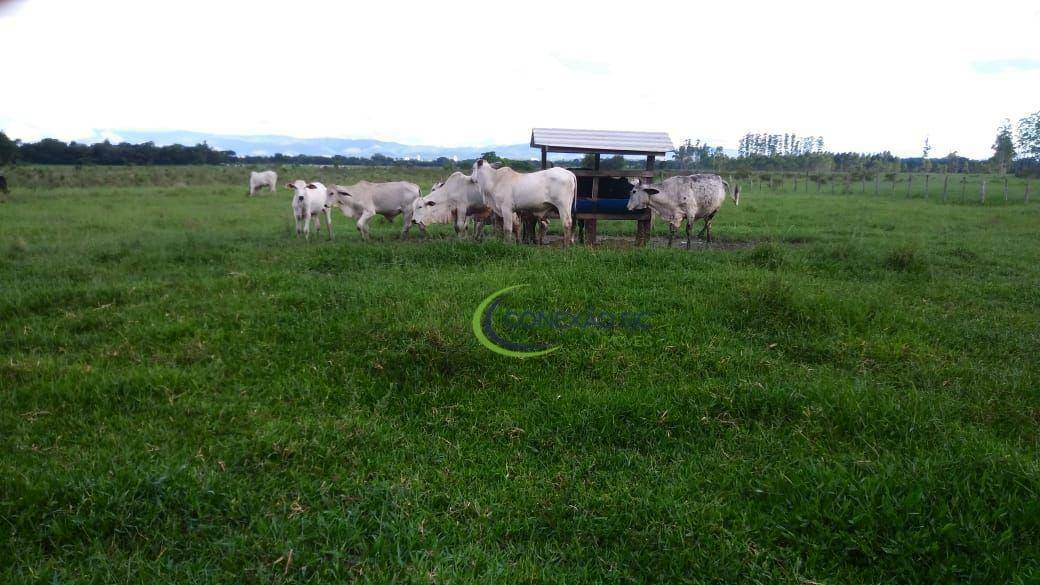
(530, 128, 674, 156)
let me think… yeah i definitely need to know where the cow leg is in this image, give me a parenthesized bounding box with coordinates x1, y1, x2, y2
(500, 212, 516, 243)
(356, 210, 376, 241)
(294, 213, 303, 237)
(557, 206, 573, 247)
(685, 220, 693, 250)
(667, 224, 676, 248)
(455, 211, 468, 240)
(325, 209, 333, 240)
(696, 211, 716, 241)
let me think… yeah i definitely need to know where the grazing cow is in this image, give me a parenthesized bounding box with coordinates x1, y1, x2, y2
(470, 159, 576, 244)
(412, 172, 492, 239)
(325, 180, 422, 240)
(626, 174, 739, 247)
(0, 174, 7, 195)
(285, 180, 332, 240)
(249, 170, 278, 196)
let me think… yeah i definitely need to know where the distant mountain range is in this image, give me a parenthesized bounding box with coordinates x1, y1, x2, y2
(79, 130, 549, 161)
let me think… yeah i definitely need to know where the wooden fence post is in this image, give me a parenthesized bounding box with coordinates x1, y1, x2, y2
(942, 174, 949, 202)
(924, 174, 930, 199)
(1003, 177, 1008, 202)
(980, 179, 987, 203)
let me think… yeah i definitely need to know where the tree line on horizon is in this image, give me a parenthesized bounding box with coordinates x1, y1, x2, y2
(2, 111, 1038, 177)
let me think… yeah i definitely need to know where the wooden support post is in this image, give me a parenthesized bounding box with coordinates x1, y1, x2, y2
(924, 174, 930, 199)
(636, 155, 654, 247)
(585, 154, 601, 246)
(942, 174, 949, 201)
(540, 147, 547, 170)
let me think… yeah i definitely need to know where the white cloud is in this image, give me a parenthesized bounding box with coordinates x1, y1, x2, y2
(1, 0, 1037, 158)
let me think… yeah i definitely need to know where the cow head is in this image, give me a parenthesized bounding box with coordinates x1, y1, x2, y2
(626, 186, 659, 211)
(285, 180, 308, 199)
(326, 187, 358, 218)
(411, 191, 453, 227)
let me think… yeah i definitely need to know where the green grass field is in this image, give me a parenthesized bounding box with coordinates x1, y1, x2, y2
(2, 166, 1039, 582)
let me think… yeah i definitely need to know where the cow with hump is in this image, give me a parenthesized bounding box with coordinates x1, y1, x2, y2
(325, 180, 423, 240)
(470, 159, 577, 245)
(626, 174, 739, 248)
(411, 172, 494, 239)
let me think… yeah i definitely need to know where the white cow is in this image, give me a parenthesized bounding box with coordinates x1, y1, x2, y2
(325, 180, 422, 240)
(411, 172, 491, 239)
(470, 160, 576, 245)
(626, 174, 739, 247)
(249, 170, 278, 196)
(285, 180, 332, 240)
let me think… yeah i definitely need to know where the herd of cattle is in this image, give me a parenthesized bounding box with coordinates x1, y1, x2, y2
(249, 161, 740, 248)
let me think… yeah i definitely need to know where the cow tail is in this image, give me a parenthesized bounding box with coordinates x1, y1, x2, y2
(723, 180, 740, 206)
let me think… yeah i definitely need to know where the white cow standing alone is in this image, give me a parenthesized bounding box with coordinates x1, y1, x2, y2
(470, 160, 576, 245)
(249, 170, 278, 196)
(626, 174, 739, 248)
(286, 180, 332, 240)
(325, 180, 423, 240)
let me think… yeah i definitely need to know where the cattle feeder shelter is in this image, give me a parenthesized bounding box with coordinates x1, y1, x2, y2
(531, 128, 674, 245)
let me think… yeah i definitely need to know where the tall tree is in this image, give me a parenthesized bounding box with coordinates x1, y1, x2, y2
(991, 120, 1016, 174)
(0, 131, 18, 166)
(1017, 111, 1040, 162)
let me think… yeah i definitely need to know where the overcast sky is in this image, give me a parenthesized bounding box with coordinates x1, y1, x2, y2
(1, 0, 1037, 157)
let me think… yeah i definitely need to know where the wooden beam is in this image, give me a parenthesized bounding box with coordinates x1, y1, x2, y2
(539, 146, 669, 156)
(540, 146, 547, 170)
(568, 169, 654, 178)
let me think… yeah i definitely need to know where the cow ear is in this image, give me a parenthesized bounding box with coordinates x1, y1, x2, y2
(491, 162, 502, 169)
(644, 188, 660, 196)
(476, 159, 484, 168)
